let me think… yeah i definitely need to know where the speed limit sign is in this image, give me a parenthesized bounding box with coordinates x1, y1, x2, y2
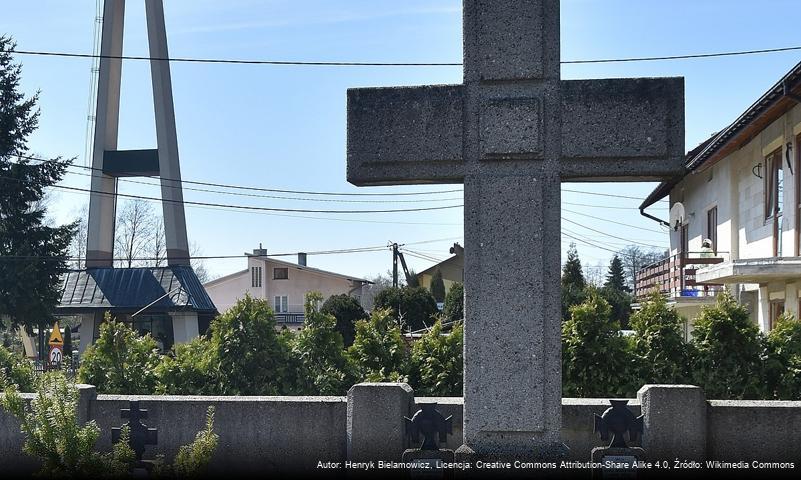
(49, 346, 63, 365)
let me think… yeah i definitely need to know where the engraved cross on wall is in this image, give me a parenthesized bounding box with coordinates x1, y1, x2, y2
(346, 0, 684, 456)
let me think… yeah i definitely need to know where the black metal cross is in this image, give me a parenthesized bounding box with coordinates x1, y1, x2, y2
(111, 400, 158, 461)
(593, 400, 644, 448)
(405, 403, 453, 451)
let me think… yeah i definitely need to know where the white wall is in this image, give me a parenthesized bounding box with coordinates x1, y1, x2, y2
(204, 257, 363, 316)
(669, 102, 801, 329)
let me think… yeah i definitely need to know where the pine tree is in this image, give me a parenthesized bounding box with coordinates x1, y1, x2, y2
(562, 243, 586, 289)
(601, 255, 633, 328)
(430, 269, 446, 303)
(0, 36, 75, 335)
(561, 243, 587, 320)
(603, 255, 630, 293)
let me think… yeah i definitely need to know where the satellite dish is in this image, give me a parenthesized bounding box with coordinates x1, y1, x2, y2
(669, 203, 686, 231)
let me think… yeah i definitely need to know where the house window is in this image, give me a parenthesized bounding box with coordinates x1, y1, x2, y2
(273, 267, 289, 280)
(796, 134, 801, 256)
(251, 266, 262, 288)
(274, 295, 288, 313)
(706, 206, 718, 254)
(769, 300, 785, 331)
(679, 224, 689, 258)
(765, 148, 783, 219)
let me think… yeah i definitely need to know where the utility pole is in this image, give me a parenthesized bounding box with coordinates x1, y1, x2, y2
(392, 243, 399, 288)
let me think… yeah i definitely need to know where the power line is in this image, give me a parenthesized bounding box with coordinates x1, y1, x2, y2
(0, 236, 463, 262)
(562, 188, 667, 203)
(562, 232, 618, 254)
(23, 156, 666, 204)
(562, 208, 665, 233)
(63, 169, 462, 204)
(54, 186, 465, 226)
(562, 201, 639, 210)
(10, 44, 801, 66)
(562, 217, 667, 249)
(18, 155, 464, 197)
(1, 174, 463, 214)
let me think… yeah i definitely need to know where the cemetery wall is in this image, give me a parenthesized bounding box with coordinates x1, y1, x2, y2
(707, 400, 801, 462)
(1, 384, 800, 473)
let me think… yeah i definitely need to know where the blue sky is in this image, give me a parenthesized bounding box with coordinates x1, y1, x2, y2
(3, 0, 801, 280)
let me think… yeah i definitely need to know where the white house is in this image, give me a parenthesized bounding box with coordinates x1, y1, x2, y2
(204, 246, 370, 330)
(638, 59, 801, 335)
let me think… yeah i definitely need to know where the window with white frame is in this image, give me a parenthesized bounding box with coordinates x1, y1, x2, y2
(251, 266, 262, 288)
(274, 295, 288, 313)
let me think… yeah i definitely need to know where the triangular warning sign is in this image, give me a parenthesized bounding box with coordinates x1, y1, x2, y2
(48, 321, 63, 345)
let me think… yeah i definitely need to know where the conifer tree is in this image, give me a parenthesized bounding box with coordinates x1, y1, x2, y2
(0, 36, 75, 337)
(561, 243, 587, 320)
(603, 255, 630, 293)
(430, 269, 446, 303)
(601, 254, 633, 327)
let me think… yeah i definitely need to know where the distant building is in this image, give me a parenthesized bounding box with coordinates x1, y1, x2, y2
(58, 266, 217, 354)
(417, 243, 465, 294)
(636, 59, 801, 336)
(204, 246, 371, 331)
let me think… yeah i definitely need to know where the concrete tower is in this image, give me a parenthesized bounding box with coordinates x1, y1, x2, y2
(86, 0, 189, 267)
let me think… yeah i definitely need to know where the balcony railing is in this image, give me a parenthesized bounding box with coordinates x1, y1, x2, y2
(635, 252, 727, 299)
(275, 312, 305, 324)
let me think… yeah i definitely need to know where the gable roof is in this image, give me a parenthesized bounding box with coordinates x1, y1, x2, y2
(640, 58, 801, 210)
(203, 254, 371, 288)
(57, 266, 217, 314)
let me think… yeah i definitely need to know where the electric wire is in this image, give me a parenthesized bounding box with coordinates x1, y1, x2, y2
(0, 236, 463, 262)
(562, 208, 665, 233)
(0, 174, 463, 214)
(561, 217, 668, 249)
(60, 169, 462, 204)
(16, 155, 464, 197)
(19, 156, 668, 204)
(10, 44, 801, 66)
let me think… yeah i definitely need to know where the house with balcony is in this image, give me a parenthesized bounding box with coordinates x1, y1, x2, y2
(203, 246, 371, 331)
(638, 59, 801, 335)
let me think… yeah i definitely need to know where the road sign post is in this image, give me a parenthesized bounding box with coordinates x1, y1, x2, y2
(48, 321, 64, 369)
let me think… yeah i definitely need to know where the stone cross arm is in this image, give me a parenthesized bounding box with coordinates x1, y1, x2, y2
(347, 77, 684, 185)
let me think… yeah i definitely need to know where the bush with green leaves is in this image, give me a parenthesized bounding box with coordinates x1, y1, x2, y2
(158, 294, 297, 395)
(691, 291, 764, 399)
(0, 344, 35, 392)
(764, 312, 801, 400)
(78, 313, 161, 394)
(320, 293, 366, 348)
(629, 292, 692, 385)
(347, 308, 409, 382)
(156, 337, 215, 395)
(442, 282, 464, 323)
(562, 292, 634, 397)
(205, 294, 297, 395)
(1, 372, 135, 477)
(292, 292, 353, 395)
(374, 286, 438, 332)
(409, 319, 463, 396)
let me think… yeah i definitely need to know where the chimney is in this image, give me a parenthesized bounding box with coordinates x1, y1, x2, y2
(450, 243, 464, 256)
(298, 252, 307, 266)
(253, 243, 268, 256)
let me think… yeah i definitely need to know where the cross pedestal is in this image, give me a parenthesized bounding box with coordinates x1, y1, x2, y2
(346, 0, 684, 459)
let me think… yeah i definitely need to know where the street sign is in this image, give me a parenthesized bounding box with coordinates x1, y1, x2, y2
(48, 321, 63, 346)
(49, 345, 63, 365)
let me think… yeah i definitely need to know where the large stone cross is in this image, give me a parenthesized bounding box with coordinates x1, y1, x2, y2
(347, 0, 684, 458)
